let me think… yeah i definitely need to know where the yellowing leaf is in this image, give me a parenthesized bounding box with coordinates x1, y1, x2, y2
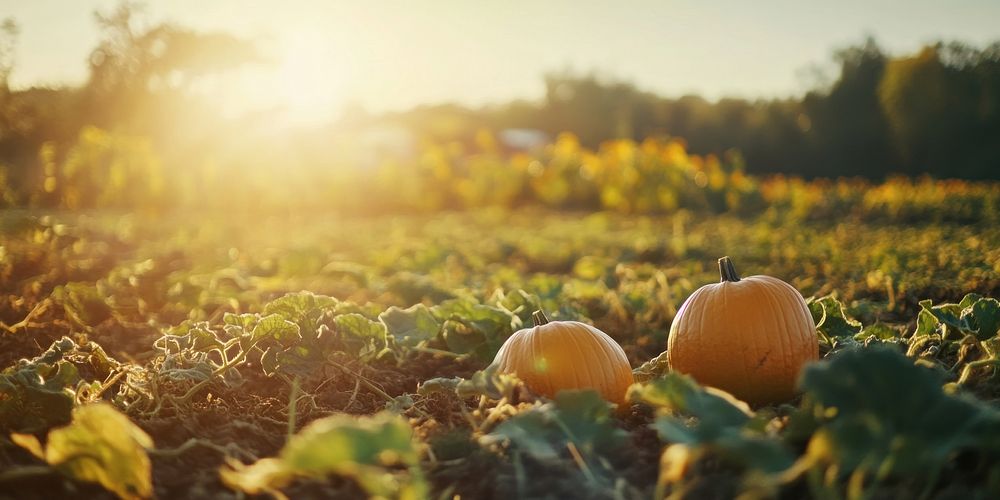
(10, 432, 45, 459)
(13, 403, 153, 500)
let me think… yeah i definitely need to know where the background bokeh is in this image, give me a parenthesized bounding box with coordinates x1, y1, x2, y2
(0, 1, 998, 213)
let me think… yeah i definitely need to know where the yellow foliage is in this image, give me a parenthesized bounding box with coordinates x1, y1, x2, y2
(10, 126, 995, 221)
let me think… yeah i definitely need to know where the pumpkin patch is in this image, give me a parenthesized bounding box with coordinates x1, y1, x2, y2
(3, 211, 999, 500)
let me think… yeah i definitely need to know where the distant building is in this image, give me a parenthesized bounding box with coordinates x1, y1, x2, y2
(498, 129, 550, 153)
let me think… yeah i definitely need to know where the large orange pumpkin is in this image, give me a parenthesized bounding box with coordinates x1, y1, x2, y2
(491, 311, 634, 404)
(667, 257, 818, 406)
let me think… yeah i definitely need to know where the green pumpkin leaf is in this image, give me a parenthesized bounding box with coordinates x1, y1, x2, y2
(854, 323, 900, 341)
(631, 373, 793, 474)
(220, 411, 424, 499)
(334, 313, 388, 359)
(914, 307, 940, 337)
(222, 312, 257, 330)
(433, 299, 513, 360)
(490, 288, 540, 327)
(798, 347, 1000, 479)
(0, 338, 85, 433)
(630, 373, 752, 432)
(965, 297, 1000, 340)
(263, 291, 340, 332)
(158, 321, 226, 356)
(484, 390, 627, 461)
(387, 272, 456, 303)
(959, 293, 984, 310)
(808, 295, 862, 339)
(249, 314, 301, 345)
(379, 304, 441, 349)
(273, 344, 328, 378)
(916, 299, 972, 337)
(484, 409, 558, 459)
(331, 300, 385, 319)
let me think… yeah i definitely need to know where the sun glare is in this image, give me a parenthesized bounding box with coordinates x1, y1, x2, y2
(220, 33, 349, 127)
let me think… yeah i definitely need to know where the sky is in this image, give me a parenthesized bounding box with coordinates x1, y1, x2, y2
(4, 0, 1000, 125)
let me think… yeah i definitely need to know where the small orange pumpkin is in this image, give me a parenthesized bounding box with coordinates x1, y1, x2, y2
(492, 311, 634, 404)
(667, 257, 818, 406)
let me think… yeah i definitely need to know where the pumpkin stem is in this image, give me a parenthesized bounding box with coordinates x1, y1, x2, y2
(718, 256, 741, 282)
(532, 310, 549, 326)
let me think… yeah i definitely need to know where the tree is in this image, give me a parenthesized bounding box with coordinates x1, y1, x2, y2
(879, 42, 1000, 178)
(0, 18, 18, 95)
(540, 73, 654, 147)
(83, 1, 259, 133)
(801, 37, 895, 177)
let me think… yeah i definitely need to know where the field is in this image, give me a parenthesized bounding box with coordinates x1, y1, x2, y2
(4, 1, 1000, 498)
(2, 205, 1000, 500)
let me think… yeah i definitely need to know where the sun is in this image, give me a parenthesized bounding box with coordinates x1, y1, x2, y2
(218, 32, 351, 127)
(269, 34, 348, 125)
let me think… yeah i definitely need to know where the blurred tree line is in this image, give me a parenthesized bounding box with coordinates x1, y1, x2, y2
(381, 38, 1000, 180)
(0, 3, 259, 207)
(0, 1, 999, 210)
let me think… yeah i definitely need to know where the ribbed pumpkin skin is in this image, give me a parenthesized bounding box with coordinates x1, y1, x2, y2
(667, 271, 818, 406)
(492, 320, 634, 404)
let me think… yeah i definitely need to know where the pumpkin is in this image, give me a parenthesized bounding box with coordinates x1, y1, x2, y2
(491, 311, 634, 404)
(666, 257, 818, 405)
